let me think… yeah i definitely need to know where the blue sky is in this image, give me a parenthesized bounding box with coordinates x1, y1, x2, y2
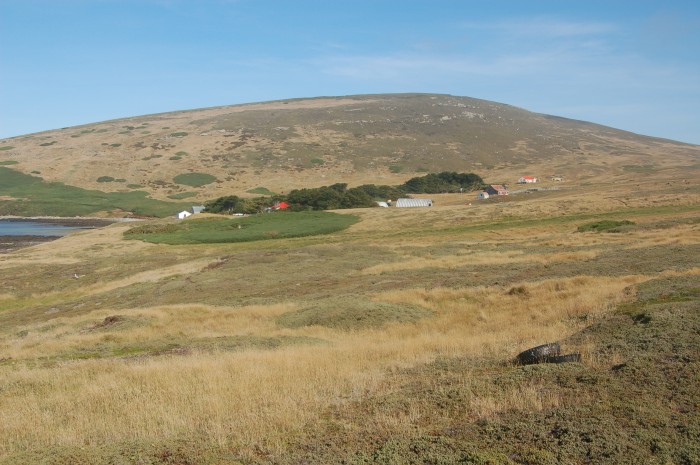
(1, 0, 699, 144)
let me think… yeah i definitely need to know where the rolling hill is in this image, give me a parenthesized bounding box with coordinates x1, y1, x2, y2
(1, 94, 699, 464)
(0, 93, 697, 216)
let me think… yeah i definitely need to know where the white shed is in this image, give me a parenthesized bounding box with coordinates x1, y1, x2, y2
(396, 198, 433, 208)
(177, 210, 192, 219)
(477, 191, 490, 200)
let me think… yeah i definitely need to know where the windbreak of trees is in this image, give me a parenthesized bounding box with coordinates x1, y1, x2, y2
(205, 172, 484, 212)
(402, 172, 484, 194)
(205, 195, 283, 214)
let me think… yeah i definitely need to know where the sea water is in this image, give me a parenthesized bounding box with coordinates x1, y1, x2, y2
(0, 220, 92, 237)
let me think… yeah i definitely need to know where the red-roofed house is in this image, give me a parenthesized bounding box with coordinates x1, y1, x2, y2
(518, 176, 539, 184)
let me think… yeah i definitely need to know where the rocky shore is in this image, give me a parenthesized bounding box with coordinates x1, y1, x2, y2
(0, 235, 56, 253)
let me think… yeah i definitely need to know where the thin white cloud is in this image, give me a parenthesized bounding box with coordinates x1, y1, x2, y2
(460, 16, 617, 38)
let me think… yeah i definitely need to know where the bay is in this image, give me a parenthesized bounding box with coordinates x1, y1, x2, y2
(0, 219, 96, 237)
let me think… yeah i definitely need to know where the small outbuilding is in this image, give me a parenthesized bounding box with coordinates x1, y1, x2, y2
(485, 185, 509, 196)
(192, 205, 206, 214)
(177, 210, 192, 219)
(396, 198, 433, 208)
(477, 191, 490, 200)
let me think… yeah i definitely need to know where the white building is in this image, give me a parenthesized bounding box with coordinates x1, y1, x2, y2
(395, 198, 433, 208)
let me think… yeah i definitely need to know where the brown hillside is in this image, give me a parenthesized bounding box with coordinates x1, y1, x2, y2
(0, 93, 698, 201)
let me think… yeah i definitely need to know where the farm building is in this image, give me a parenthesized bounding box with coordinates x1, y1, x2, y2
(518, 176, 539, 184)
(192, 205, 206, 214)
(396, 198, 433, 208)
(177, 210, 192, 219)
(477, 191, 490, 200)
(485, 185, 509, 196)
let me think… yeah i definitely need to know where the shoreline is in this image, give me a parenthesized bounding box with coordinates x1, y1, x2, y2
(0, 217, 144, 254)
(0, 234, 56, 254)
(0, 216, 143, 222)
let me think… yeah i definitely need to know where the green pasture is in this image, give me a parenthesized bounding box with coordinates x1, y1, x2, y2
(124, 211, 358, 244)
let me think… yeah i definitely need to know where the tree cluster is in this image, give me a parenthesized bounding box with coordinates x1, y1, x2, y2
(402, 171, 484, 194)
(205, 172, 484, 212)
(204, 195, 282, 214)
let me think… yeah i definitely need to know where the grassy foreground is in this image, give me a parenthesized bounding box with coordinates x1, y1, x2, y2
(0, 182, 698, 464)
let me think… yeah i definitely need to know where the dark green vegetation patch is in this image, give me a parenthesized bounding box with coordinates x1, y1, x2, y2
(577, 219, 635, 233)
(96, 176, 115, 183)
(0, 167, 184, 217)
(247, 186, 276, 195)
(173, 172, 217, 187)
(276, 299, 432, 330)
(124, 211, 358, 244)
(0, 146, 14, 151)
(167, 192, 198, 200)
(0, 160, 19, 165)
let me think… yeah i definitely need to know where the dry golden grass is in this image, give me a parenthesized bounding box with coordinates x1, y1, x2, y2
(0, 272, 646, 455)
(0, 179, 698, 460)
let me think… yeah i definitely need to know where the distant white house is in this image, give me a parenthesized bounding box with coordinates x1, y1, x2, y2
(176, 205, 206, 219)
(477, 191, 490, 200)
(396, 198, 433, 208)
(518, 176, 539, 184)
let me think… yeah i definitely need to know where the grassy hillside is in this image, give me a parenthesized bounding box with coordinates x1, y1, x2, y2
(0, 93, 698, 462)
(0, 175, 698, 463)
(0, 94, 697, 215)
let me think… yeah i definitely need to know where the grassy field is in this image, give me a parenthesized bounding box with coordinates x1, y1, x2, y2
(0, 178, 698, 464)
(0, 167, 184, 217)
(123, 211, 359, 244)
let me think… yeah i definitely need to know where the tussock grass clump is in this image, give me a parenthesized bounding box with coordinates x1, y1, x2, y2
(276, 298, 432, 330)
(577, 219, 635, 233)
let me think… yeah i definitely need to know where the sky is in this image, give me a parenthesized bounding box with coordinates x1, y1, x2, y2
(1, 0, 699, 144)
